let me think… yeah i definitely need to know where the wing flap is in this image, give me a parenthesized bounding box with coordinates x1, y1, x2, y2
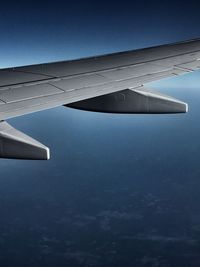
(0, 70, 53, 87)
(96, 63, 171, 80)
(0, 83, 63, 103)
(49, 74, 111, 91)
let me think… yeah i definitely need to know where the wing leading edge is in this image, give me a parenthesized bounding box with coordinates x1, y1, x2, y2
(0, 38, 199, 159)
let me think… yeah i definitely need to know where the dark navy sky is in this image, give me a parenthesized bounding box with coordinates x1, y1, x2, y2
(1, 0, 200, 67)
(1, 1, 200, 267)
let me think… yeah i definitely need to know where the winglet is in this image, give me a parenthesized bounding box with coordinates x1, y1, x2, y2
(0, 121, 50, 160)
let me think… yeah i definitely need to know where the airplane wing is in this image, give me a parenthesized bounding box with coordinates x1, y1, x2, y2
(0, 38, 200, 160)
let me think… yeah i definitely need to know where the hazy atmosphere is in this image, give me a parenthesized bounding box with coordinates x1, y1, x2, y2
(1, 1, 200, 266)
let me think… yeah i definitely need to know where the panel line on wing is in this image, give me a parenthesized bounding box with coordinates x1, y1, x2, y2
(12, 69, 56, 78)
(0, 83, 64, 104)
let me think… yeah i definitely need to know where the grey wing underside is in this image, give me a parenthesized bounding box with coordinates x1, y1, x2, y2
(0, 38, 200, 160)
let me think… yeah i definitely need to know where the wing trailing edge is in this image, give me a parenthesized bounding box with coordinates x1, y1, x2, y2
(66, 87, 188, 114)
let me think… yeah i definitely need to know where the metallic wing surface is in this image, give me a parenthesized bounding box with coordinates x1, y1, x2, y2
(0, 38, 200, 159)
